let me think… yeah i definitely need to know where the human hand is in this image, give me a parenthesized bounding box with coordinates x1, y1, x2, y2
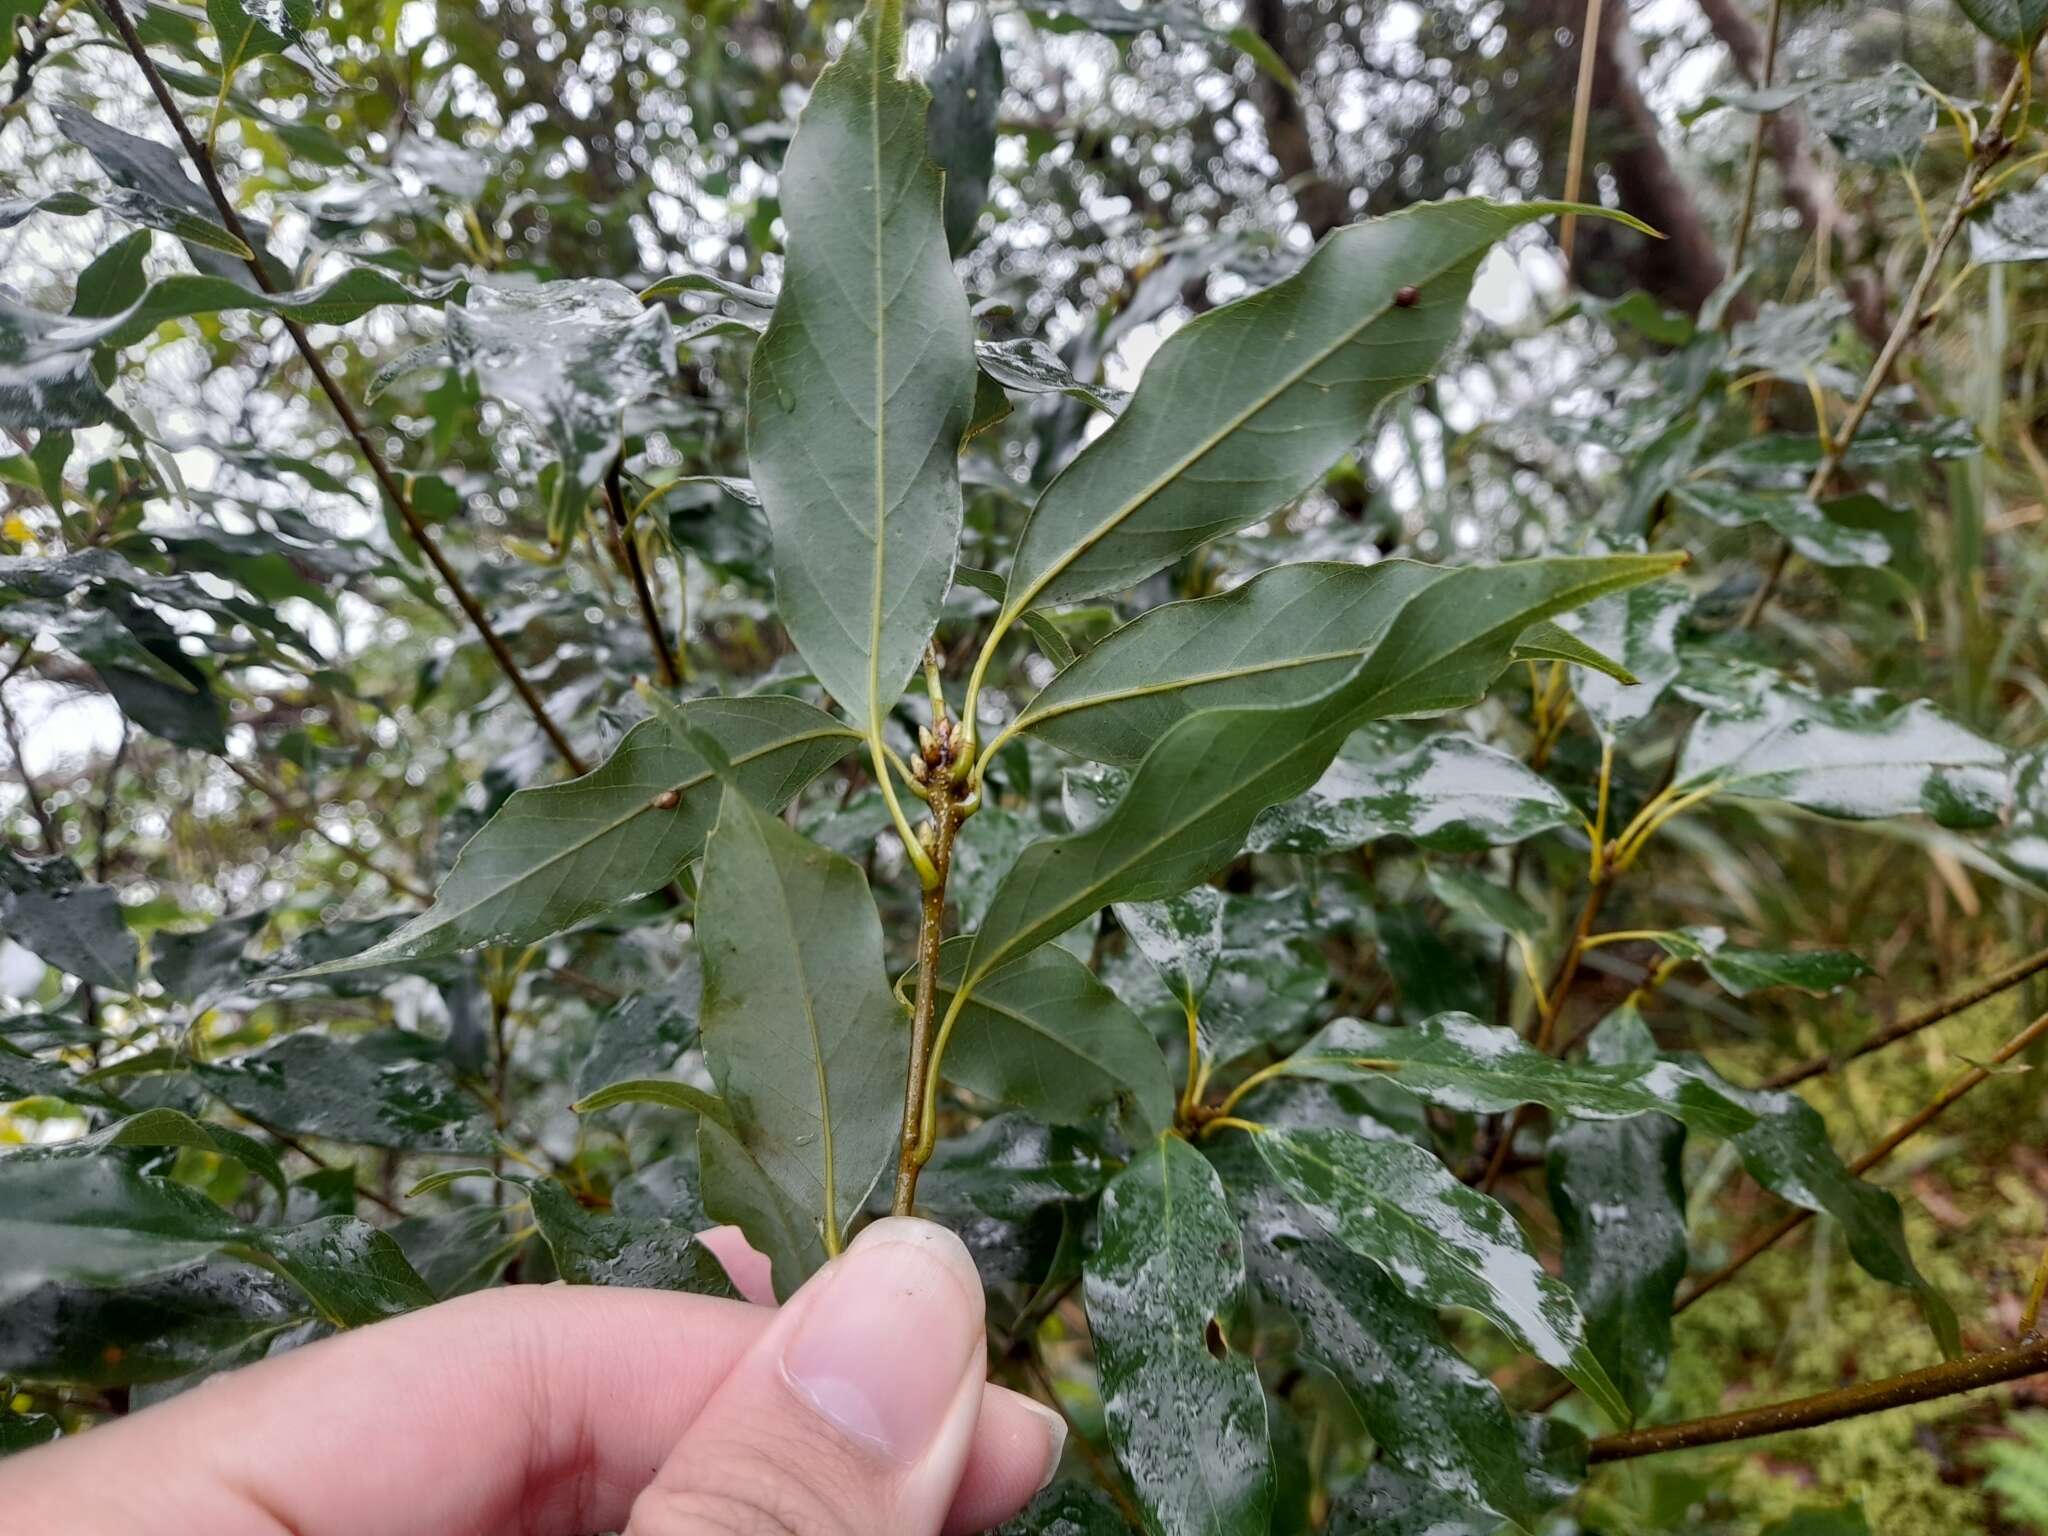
(0, 1217, 1064, 1535)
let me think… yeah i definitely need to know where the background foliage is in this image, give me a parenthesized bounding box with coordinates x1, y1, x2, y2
(5, 0, 2048, 1532)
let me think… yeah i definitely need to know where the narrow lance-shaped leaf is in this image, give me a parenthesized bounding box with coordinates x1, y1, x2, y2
(1556, 544, 1692, 740)
(1546, 1007, 1689, 1418)
(929, 937, 1173, 1139)
(1647, 927, 1874, 997)
(992, 199, 1647, 630)
(1268, 1013, 1756, 1137)
(926, 19, 1002, 254)
(747, 0, 976, 736)
(694, 785, 903, 1299)
(1249, 726, 1576, 855)
(285, 696, 855, 975)
(1085, 1136, 1273, 1536)
(1254, 1126, 1630, 1423)
(955, 555, 1681, 1000)
(1673, 671, 2009, 829)
(0, 1153, 432, 1327)
(1953, 0, 2048, 50)
(1232, 1156, 1580, 1530)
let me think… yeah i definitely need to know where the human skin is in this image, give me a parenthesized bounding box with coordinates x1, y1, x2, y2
(0, 1219, 1063, 1536)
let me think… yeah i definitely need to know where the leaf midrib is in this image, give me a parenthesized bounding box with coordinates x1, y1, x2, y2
(1005, 204, 1517, 621)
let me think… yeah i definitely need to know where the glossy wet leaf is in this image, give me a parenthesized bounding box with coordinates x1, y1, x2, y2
(995, 199, 1642, 624)
(1953, 0, 2048, 48)
(1085, 1136, 1273, 1536)
(1113, 885, 1226, 1014)
(695, 785, 902, 1298)
(917, 1114, 1106, 1223)
(194, 1033, 493, 1154)
(1556, 547, 1693, 739)
(1713, 1072, 1960, 1356)
(1547, 1007, 1687, 1417)
(1672, 484, 1893, 569)
(1649, 927, 1873, 997)
(0, 1153, 431, 1326)
(976, 337, 1128, 414)
(1275, 1013, 1756, 1137)
(446, 279, 673, 544)
(0, 190, 251, 258)
(1728, 293, 1853, 380)
(207, 0, 341, 90)
(932, 936, 1173, 1139)
(287, 696, 854, 974)
(1673, 672, 2009, 829)
(1254, 1127, 1629, 1422)
(956, 555, 1681, 995)
(0, 1412, 60, 1454)
(746, 2, 975, 734)
(1244, 1207, 1575, 1528)
(927, 20, 1002, 253)
(995, 1482, 1135, 1536)
(1508, 619, 1634, 684)
(0, 1262, 302, 1387)
(1426, 866, 1544, 944)
(521, 1176, 737, 1296)
(570, 962, 699, 1097)
(1971, 181, 2048, 265)
(80, 1106, 288, 1200)
(0, 848, 138, 991)
(1249, 725, 1575, 855)
(1323, 1463, 1503, 1536)
(1190, 889, 1328, 1069)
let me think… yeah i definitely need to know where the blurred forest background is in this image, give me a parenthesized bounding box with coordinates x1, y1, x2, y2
(5, 1, 2048, 1530)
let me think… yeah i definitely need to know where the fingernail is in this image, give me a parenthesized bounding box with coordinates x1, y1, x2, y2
(1018, 1395, 1068, 1490)
(780, 1218, 984, 1462)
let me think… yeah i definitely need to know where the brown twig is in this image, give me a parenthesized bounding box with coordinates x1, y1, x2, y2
(0, 683, 60, 850)
(892, 730, 963, 1216)
(1741, 64, 2028, 628)
(1588, 1333, 2048, 1462)
(96, 0, 586, 773)
(221, 757, 431, 902)
(1764, 942, 2048, 1089)
(604, 460, 680, 688)
(1675, 1007, 2048, 1315)
(1725, 0, 1782, 273)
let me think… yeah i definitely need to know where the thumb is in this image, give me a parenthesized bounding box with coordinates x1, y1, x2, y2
(626, 1217, 998, 1536)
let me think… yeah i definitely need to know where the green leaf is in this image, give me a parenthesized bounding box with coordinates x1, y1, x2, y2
(1971, 181, 2048, 265)
(1244, 1210, 1577, 1529)
(70, 230, 153, 320)
(0, 1153, 430, 1326)
(932, 936, 1173, 1139)
(1547, 1007, 1688, 1418)
(1508, 619, 1636, 685)
(1714, 1073, 1960, 1356)
(1673, 671, 2009, 829)
(993, 199, 1645, 625)
(1426, 866, 1545, 945)
(1272, 1013, 1756, 1137)
(976, 337, 1128, 414)
(570, 963, 698, 1097)
(1322, 1464, 1504, 1536)
(1649, 927, 1874, 997)
(1556, 550, 1693, 740)
(958, 555, 1681, 994)
(1254, 1127, 1629, 1423)
(746, 2, 976, 736)
(917, 1114, 1106, 1222)
(89, 1106, 289, 1200)
(0, 1412, 61, 1454)
(521, 1176, 737, 1296)
(0, 191, 252, 258)
(1673, 483, 1893, 569)
(1085, 1136, 1273, 1536)
(1762, 1506, 1873, 1536)
(1953, 0, 2048, 49)
(571, 1077, 733, 1129)
(285, 696, 854, 974)
(1113, 885, 1226, 1014)
(927, 20, 1003, 254)
(0, 1262, 302, 1388)
(996, 1482, 1135, 1536)
(194, 1033, 494, 1154)
(694, 784, 903, 1298)
(206, 0, 341, 89)
(1250, 725, 1575, 855)
(446, 280, 674, 545)
(0, 848, 138, 991)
